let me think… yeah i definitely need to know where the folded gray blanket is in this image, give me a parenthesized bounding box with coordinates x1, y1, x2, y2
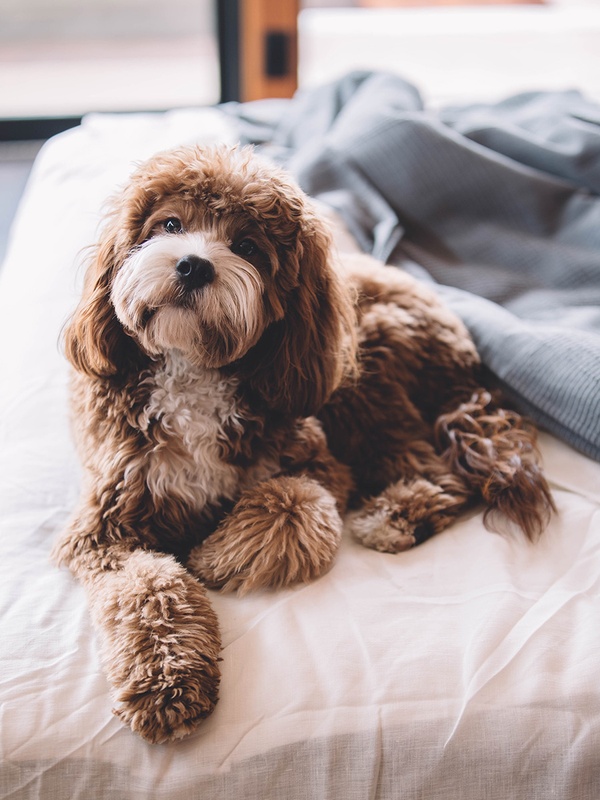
(225, 72, 600, 461)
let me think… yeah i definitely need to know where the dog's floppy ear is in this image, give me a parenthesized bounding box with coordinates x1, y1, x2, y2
(63, 214, 140, 379)
(247, 210, 357, 417)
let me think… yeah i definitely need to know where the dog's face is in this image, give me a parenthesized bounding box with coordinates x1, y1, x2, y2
(109, 158, 284, 369)
(65, 145, 356, 415)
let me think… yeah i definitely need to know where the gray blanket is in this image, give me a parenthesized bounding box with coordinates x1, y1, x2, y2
(225, 72, 600, 461)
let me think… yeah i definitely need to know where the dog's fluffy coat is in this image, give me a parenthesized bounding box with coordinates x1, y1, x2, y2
(53, 144, 554, 744)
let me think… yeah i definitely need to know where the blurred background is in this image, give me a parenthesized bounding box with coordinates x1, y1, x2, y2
(0, 0, 219, 117)
(1, 0, 599, 260)
(1, 0, 599, 117)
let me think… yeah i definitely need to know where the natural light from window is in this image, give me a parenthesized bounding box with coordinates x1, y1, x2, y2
(0, 0, 219, 117)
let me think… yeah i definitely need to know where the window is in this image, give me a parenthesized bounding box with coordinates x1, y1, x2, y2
(0, 0, 220, 118)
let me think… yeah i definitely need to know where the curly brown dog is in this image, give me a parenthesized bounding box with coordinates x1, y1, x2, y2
(52, 144, 554, 744)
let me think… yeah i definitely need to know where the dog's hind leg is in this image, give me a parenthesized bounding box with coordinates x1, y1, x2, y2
(349, 388, 556, 554)
(347, 446, 473, 553)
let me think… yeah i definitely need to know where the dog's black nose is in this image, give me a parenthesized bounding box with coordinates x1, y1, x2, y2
(176, 255, 215, 290)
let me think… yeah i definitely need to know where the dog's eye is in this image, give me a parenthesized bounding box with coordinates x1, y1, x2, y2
(164, 218, 183, 234)
(233, 238, 257, 258)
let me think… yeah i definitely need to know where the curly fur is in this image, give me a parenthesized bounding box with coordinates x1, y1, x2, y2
(53, 144, 554, 744)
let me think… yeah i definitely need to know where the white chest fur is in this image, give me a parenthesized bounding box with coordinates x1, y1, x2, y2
(138, 352, 243, 510)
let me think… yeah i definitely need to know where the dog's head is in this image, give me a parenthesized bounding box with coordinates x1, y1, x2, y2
(65, 145, 356, 415)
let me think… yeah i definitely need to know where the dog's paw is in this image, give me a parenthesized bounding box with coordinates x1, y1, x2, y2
(347, 504, 420, 553)
(188, 476, 343, 594)
(89, 550, 222, 744)
(348, 476, 467, 553)
(113, 671, 219, 744)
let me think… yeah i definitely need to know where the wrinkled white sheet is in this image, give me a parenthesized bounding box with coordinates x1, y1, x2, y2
(1, 108, 599, 800)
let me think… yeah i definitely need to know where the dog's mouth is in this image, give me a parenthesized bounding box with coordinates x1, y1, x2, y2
(139, 290, 197, 330)
(175, 287, 202, 311)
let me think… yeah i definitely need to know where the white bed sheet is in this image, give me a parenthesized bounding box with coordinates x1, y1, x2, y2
(1, 109, 599, 800)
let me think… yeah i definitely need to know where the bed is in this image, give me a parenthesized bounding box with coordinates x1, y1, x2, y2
(1, 72, 599, 799)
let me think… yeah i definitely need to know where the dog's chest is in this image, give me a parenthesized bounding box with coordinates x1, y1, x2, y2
(140, 353, 244, 510)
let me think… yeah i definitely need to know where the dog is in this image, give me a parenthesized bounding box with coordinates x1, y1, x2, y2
(53, 144, 554, 744)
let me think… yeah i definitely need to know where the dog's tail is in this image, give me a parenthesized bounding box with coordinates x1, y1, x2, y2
(434, 389, 555, 540)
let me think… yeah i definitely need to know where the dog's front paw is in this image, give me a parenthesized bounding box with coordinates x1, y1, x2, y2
(188, 476, 343, 594)
(88, 550, 222, 744)
(113, 671, 219, 745)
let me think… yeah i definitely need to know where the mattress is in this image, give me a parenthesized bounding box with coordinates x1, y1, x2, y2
(1, 105, 599, 799)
